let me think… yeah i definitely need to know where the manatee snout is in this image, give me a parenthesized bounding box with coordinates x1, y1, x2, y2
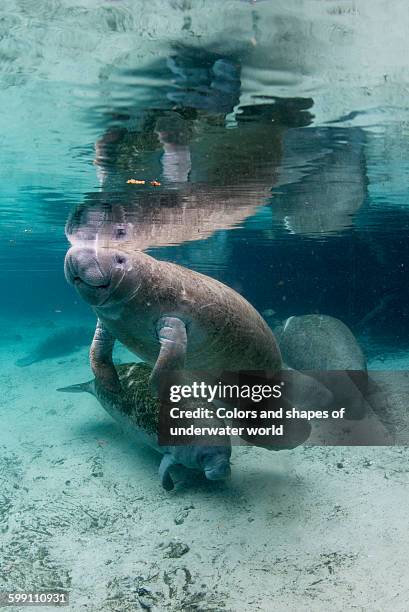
(199, 447, 232, 482)
(205, 460, 231, 481)
(65, 246, 129, 306)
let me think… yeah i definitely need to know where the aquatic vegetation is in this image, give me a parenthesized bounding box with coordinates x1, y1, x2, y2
(101, 362, 161, 435)
(59, 362, 160, 434)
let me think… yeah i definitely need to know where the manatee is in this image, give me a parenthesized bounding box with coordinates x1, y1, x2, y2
(64, 245, 311, 450)
(274, 314, 368, 419)
(15, 326, 94, 367)
(58, 362, 231, 490)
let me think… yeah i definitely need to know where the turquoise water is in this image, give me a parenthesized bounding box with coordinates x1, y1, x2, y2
(1, 2, 409, 610)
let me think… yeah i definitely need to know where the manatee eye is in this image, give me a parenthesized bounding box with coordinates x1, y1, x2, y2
(115, 254, 126, 265)
(113, 225, 127, 239)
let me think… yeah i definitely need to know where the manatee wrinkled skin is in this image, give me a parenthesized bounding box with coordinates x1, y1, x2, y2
(274, 314, 368, 419)
(58, 362, 231, 491)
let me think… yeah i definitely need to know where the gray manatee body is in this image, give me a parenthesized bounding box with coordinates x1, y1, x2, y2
(274, 315, 366, 370)
(58, 362, 231, 491)
(16, 326, 93, 367)
(274, 315, 368, 419)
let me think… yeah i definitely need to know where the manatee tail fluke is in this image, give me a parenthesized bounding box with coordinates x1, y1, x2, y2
(57, 381, 94, 395)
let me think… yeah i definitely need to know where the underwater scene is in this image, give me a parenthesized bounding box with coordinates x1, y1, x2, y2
(1, 1, 409, 610)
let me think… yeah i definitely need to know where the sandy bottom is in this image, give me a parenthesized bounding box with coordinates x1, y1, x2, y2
(1, 316, 409, 612)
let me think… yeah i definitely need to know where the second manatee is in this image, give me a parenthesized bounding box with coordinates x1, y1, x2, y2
(58, 362, 231, 491)
(274, 314, 368, 419)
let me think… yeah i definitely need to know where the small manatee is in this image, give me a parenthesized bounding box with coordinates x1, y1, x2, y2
(16, 326, 94, 367)
(58, 362, 231, 491)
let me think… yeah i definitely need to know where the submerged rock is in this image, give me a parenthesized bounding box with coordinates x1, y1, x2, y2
(163, 541, 190, 559)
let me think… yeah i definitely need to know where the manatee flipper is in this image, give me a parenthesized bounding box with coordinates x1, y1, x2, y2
(57, 381, 94, 395)
(150, 316, 187, 400)
(90, 319, 121, 393)
(159, 454, 175, 491)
